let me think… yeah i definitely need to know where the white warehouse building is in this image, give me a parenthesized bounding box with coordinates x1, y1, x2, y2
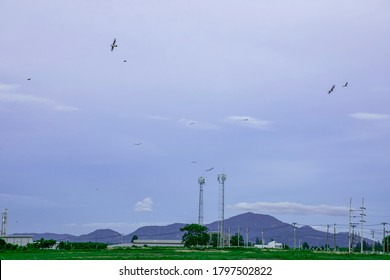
(1, 235, 33, 246)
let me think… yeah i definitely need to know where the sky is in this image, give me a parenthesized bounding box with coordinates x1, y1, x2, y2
(1, 0, 390, 239)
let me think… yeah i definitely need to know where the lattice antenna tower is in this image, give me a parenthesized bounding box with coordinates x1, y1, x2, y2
(1, 208, 8, 236)
(217, 174, 226, 247)
(198, 176, 205, 225)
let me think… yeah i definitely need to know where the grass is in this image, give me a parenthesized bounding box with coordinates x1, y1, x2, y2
(1, 247, 390, 260)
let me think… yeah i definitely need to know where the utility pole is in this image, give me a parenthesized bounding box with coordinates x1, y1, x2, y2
(371, 229, 375, 253)
(237, 227, 240, 247)
(349, 198, 360, 253)
(382, 223, 387, 254)
(245, 227, 248, 247)
(292, 223, 297, 249)
(333, 224, 337, 252)
(228, 228, 231, 247)
(348, 198, 352, 253)
(217, 174, 226, 248)
(387, 230, 390, 253)
(326, 224, 329, 251)
(262, 228, 264, 246)
(351, 224, 356, 252)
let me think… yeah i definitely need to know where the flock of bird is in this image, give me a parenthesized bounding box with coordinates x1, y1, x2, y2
(24, 37, 349, 176)
(328, 81, 348, 94)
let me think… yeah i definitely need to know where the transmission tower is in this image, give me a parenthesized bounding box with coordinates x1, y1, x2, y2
(217, 174, 226, 247)
(1, 208, 8, 236)
(198, 176, 205, 225)
(359, 198, 366, 253)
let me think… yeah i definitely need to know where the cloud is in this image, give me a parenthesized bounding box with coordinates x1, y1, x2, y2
(0, 193, 61, 208)
(225, 115, 272, 129)
(178, 118, 221, 130)
(146, 115, 220, 130)
(146, 115, 173, 121)
(229, 201, 349, 216)
(0, 83, 20, 91)
(0, 91, 79, 112)
(134, 197, 153, 212)
(350, 112, 390, 120)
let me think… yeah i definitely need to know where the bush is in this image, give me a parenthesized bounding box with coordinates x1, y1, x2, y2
(57, 241, 108, 250)
(26, 238, 57, 250)
(0, 238, 19, 251)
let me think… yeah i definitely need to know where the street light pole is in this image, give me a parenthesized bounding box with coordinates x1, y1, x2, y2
(292, 223, 297, 249)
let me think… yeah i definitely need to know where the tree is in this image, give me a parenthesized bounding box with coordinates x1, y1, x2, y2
(209, 233, 219, 247)
(27, 238, 57, 250)
(131, 235, 138, 243)
(301, 241, 309, 250)
(180, 224, 209, 247)
(230, 233, 244, 247)
(374, 241, 383, 252)
(384, 235, 390, 253)
(255, 237, 263, 245)
(0, 238, 6, 250)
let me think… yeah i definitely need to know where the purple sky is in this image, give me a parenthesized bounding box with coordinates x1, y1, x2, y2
(1, 0, 389, 239)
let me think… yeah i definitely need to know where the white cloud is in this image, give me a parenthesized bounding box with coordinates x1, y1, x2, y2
(0, 91, 79, 112)
(0, 92, 51, 104)
(350, 112, 390, 120)
(178, 118, 221, 130)
(146, 115, 220, 130)
(0, 193, 61, 208)
(134, 197, 153, 212)
(0, 83, 20, 91)
(225, 115, 272, 129)
(229, 201, 349, 216)
(146, 115, 173, 121)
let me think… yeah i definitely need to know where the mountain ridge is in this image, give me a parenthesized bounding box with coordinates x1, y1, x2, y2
(12, 212, 358, 247)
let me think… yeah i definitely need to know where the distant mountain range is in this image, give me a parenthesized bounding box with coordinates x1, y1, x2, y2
(15, 212, 367, 248)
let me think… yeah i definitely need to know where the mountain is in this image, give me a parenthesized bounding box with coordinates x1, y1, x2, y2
(14, 212, 367, 248)
(205, 212, 351, 248)
(18, 232, 77, 242)
(77, 229, 123, 244)
(18, 229, 123, 244)
(124, 223, 186, 241)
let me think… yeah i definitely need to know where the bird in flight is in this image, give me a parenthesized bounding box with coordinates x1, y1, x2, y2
(205, 167, 214, 172)
(243, 118, 249, 121)
(328, 85, 335, 94)
(111, 38, 118, 51)
(27, 78, 31, 81)
(191, 161, 197, 164)
(342, 82, 348, 87)
(134, 143, 142, 146)
(123, 60, 127, 63)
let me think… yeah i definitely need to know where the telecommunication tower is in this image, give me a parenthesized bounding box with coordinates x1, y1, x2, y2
(1, 208, 8, 236)
(217, 174, 226, 247)
(198, 176, 205, 225)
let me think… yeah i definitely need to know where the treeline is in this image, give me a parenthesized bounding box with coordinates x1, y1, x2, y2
(57, 241, 107, 250)
(180, 223, 390, 252)
(0, 238, 107, 251)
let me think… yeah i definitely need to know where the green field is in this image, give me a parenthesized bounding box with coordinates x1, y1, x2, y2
(1, 247, 390, 260)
